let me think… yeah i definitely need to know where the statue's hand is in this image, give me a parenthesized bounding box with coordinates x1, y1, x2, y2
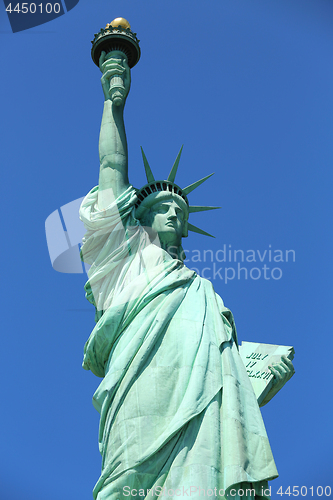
(99, 51, 131, 106)
(259, 355, 295, 407)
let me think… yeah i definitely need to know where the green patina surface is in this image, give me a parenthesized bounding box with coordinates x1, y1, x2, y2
(80, 41, 294, 500)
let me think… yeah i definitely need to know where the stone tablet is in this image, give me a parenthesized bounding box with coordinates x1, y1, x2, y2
(239, 341, 295, 405)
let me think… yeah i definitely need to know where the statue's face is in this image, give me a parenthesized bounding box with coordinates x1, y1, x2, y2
(149, 199, 185, 247)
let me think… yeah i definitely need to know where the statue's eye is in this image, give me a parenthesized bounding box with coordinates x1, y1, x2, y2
(176, 209, 183, 220)
(154, 204, 168, 214)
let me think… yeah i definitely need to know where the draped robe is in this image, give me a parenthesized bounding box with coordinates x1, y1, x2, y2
(80, 186, 278, 500)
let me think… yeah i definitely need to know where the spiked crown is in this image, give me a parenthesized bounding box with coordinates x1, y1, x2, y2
(135, 146, 220, 238)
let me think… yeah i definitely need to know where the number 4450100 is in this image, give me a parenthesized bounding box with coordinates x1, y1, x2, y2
(277, 486, 331, 496)
(6, 3, 61, 14)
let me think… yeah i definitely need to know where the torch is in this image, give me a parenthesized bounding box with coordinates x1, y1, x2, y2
(91, 18, 141, 105)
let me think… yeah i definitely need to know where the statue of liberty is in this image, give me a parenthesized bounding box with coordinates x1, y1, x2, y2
(80, 19, 294, 500)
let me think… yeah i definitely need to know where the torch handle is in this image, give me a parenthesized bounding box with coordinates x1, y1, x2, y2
(105, 51, 128, 106)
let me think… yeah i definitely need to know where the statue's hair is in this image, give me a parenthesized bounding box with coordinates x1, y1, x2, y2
(135, 191, 189, 221)
(138, 206, 154, 227)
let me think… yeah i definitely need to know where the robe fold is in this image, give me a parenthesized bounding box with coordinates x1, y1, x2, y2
(80, 186, 278, 500)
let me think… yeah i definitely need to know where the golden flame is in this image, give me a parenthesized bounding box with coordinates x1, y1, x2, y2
(106, 18, 131, 30)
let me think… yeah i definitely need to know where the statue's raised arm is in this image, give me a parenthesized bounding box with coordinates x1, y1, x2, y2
(97, 50, 131, 209)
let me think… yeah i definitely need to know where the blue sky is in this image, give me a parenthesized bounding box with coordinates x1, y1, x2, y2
(1, 0, 332, 499)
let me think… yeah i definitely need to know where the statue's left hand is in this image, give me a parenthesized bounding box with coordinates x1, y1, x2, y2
(259, 355, 295, 407)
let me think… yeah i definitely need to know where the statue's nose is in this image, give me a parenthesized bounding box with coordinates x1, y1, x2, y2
(168, 208, 177, 219)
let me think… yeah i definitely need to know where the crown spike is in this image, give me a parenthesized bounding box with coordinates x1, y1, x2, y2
(187, 223, 215, 238)
(189, 206, 220, 213)
(183, 173, 214, 196)
(167, 145, 183, 183)
(140, 147, 155, 183)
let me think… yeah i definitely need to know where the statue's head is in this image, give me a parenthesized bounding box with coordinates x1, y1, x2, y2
(137, 194, 187, 258)
(134, 146, 219, 260)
